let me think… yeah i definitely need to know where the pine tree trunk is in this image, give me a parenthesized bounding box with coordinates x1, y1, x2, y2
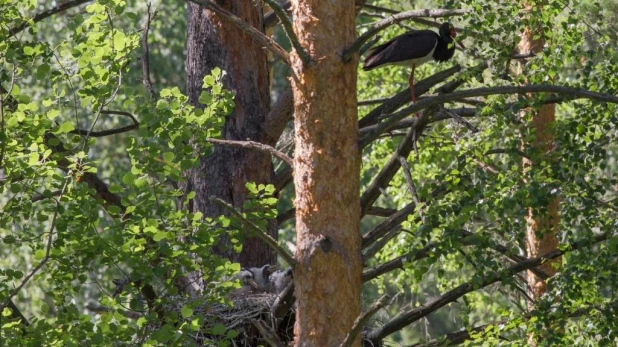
(184, 1, 276, 272)
(290, 1, 362, 346)
(518, 5, 561, 344)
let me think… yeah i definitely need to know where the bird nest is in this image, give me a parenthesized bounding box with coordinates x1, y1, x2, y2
(162, 292, 295, 346)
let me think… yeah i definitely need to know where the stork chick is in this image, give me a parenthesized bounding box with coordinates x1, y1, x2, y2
(248, 264, 279, 293)
(269, 268, 293, 295)
(230, 268, 259, 295)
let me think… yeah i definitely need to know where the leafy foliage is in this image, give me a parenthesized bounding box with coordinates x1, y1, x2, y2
(2, 0, 618, 346)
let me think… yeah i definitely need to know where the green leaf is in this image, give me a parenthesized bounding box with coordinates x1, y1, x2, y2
(153, 232, 168, 241)
(122, 172, 136, 185)
(2, 307, 12, 317)
(47, 109, 60, 120)
(107, 205, 121, 215)
(28, 152, 39, 165)
(109, 184, 123, 193)
(162, 152, 175, 162)
(137, 317, 147, 328)
(34, 249, 46, 260)
(211, 323, 226, 335)
(55, 122, 75, 134)
(180, 305, 193, 318)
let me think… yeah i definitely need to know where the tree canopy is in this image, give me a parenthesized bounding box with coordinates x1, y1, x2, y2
(2, 0, 618, 346)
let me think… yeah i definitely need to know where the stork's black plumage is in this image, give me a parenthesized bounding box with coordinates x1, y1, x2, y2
(363, 22, 462, 104)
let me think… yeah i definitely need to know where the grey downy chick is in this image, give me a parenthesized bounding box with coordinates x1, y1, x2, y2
(231, 268, 259, 295)
(268, 268, 293, 294)
(247, 264, 279, 293)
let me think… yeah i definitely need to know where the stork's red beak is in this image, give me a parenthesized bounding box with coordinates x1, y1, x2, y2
(450, 28, 465, 50)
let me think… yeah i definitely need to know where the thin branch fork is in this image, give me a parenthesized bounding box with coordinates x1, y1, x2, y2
(343, 8, 470, 61)
(207, 138, 293, 166)
(367, 231, 615, 342)
(211, 197, 296, 267)
(185, 0, 291, 66)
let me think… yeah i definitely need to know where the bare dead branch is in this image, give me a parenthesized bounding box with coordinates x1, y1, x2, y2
(340, 295, 391, 347)
(367, 232, 615, 343)
(440, 106, 479, 133)
(264, 1, 291, 28)
(8, 0, 92, 38)
(359, 65, 462, 128)
(263, 0, 310, 66)
(253, 320, 285, 347)
(211, 197, 296, 267)
(207, 138, 293, 166)
(343, 9, 470, 61)
(185, 0, 291, 65)
(360, 109, 435, 216)
(362, 202, 416, 250)
(366, 206, 398, 217)
(398, 156, 420, 205)
(363, 242, 435, 282)
(360, 107, 477, 136)
(361, 84, 618, 147)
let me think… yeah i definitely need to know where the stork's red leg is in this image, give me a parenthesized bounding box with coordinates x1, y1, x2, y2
(408, 64, 416, 104)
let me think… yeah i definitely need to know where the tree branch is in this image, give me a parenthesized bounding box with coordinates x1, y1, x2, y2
(359, 64, 462, 128)
(253, 319, 285, 347)
(263, 0, 310, 66)
(398, 156, 420, 205)
(361, 84, 618, 147)
(185, 0, 291, 65)
(211, 197, 296, 267)
(367, 232, 615, 342)
(359, 107, 476, 136)
(70, 124, 138, 137)
(142, 3, 157, 100)
(8, 0, 92, 38)
(44, 133, 123, 209)
(360, 109, 435, 216)
(207, 138, 293, 166)
(343, 9, 470, 61)
(264, 1, 291, 28)
(5, 299, 30, 327)
(340, 295, 391, 347)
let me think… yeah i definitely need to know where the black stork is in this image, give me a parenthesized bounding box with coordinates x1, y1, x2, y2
(363, 22, 464, 104)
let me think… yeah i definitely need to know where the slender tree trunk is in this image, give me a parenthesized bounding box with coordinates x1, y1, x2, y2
(184, 1, 276, 272)
(518, 5, 560, 344)
(290, 1, 362, 346)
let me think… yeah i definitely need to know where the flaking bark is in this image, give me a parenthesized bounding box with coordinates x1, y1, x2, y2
(290, 1, 362, 346)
